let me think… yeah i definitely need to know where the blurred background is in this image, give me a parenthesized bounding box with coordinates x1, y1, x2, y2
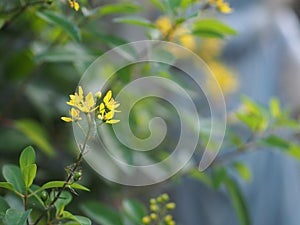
(1, 0, 300, 224)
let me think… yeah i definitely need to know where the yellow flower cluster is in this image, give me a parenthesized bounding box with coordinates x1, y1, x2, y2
(198, 39, 238, 96)
(142, 194, 176, 225)
(68, 0, 80, 11)
(208, 0, 233, 14)
(155, 16, 196, 50)
(61, 86, 120, 124)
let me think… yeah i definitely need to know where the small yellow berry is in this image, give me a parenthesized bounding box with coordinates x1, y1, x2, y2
(150, 198, 156, 204)
(157, 196, 163, 203)
(142, 216, 151, 224)
(150, 204, 159, 212)
(166, 202, 176, 210)
(95, 91, 102, 99)
(165, 215, 173, 222)
(150, 213, 157, 220)
(161, 193, 170, 201)
(167, 221, 176, 225)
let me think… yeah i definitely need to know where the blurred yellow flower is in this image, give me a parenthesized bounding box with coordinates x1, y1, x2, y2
(155, 16, 196, 51)
(69, 0, 80, 11)
(208, 0, 233, 14)
(207, 61, 238, 95)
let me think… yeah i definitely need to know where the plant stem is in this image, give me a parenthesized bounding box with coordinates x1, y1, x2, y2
(0, 0, 47, 31)
(33, 114, 93, 225)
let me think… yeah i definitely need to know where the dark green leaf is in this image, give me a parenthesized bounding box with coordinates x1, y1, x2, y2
(3, 165, 25, 194)
(122, 199, 146, 224)
(14, 119, 56, 157)
(212, 166, 228, 189)
(193, 19, 237, 38)
(224, 177, 251, 225)
(19, 146, 36, 172)
(80, 201, 123, 225)
(113, 16, 156, 28)
(0, 197, 10, 214)
(36, 11, 81, 42)
(4, 209, 31, 225)
(41, 181, 90, 191)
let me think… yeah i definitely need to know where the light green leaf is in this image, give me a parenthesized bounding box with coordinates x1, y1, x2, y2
(41, 181, 90, 191)
(22, 164, 37, 189)
(270, 98, 281, 118)
(65, 216, 92, 225)
(99, 3, 142, 16)
(113, 16, 156, 28)
(233, 162, 252, 182)
(287, 145, 300, 160)
(193, 19, 237, 38)
(80, 201, 123, 225)
(260, 135, 290, 150)
(19, 146, 36, 172)
(122, 199, 146, 224)
(3, 165, 25, 194)
(189, 169, 212, 187)
(54, 191, 72, 216)
(14, 119, 55, 157)
(149, 0, 166, 11)
(4, 209, 31, 225)
(0, 182, 16, 193)
(224, 177, 251, 225)
(36, 11, 81, 42)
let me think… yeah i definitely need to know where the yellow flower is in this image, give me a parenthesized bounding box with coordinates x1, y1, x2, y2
(166, 202, 176, 210)
(69, 0, 80, 11)
(208, 0, 233, 14)
(97, 90, 120, 124)
(61, 108, 82, 122)
(155, 16, 172, 37)
(67, 86, 98, 113)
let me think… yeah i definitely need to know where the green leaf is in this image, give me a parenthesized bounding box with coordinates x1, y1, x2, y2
(14, 119, 56, 157)
(149, 0, 166, 11)
(4, 209, 31, 225)
(189, 169, 212, 187)
(233, 162, 252, 182)
(19, 146, 36, 172)
(54, 191, 72, 216)
(98, 3, 142, 16)
(224, 177, 251, 225)
(36, 11, 81, 42)
(113, 16, 156, 28)
(0, 182, 16, 193)
(212, 166, 228, 189)
(260, 135, 291, 150)
(65, 216, 92, 225)
(287, 145, 300, 160)
(22, 164, 37, 189)
(0, 197, 10, 214)
(192, 19, 237, 38)
(80, 201, 123, 225)
(269, 98, 281, 118)
(166, 0, 181, 11)
(41, 181, 90, 192)
(3, 165, 25, 194)
(122, 199, 146, 224)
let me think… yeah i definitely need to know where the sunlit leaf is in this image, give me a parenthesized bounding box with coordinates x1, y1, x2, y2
(14, 119, 55, 157)
(19, 146, 36, 172)
(22, 164, 37, 189)
(41, 181, 90, 191)
(99, 3, 142, 16)
(193, 19, 237, 38)
(233, 162, 252, 182)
